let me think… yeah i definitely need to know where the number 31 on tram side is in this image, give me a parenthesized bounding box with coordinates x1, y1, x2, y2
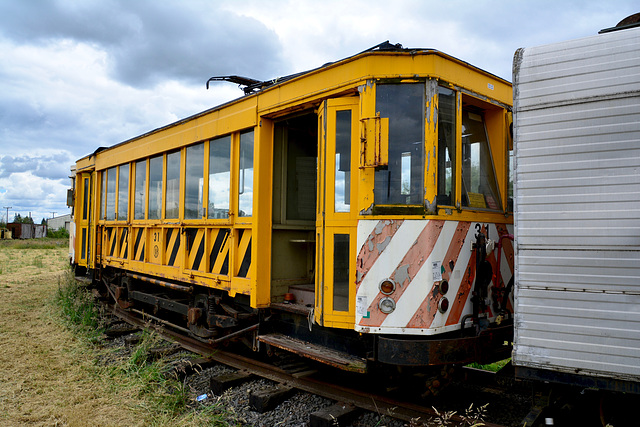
(68, 43, 514, 381)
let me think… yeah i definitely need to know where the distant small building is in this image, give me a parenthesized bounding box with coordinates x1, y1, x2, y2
(0, 228, 11, 239)
(7, 223, 47, 239)
(47, 214, 72, 232)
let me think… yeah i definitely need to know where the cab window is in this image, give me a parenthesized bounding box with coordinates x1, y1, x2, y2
(374, 83, 424, 205)
(461, 110, 501, 210)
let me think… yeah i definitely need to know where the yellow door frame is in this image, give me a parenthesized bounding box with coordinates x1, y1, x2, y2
(316, 97, 359, 328)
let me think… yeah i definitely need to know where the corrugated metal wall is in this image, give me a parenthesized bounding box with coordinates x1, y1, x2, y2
(513, 27, 640, 382)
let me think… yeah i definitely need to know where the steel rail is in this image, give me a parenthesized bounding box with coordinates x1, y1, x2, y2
(108, 303, 506, 427)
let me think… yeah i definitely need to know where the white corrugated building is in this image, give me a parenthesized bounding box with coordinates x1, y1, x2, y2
(47, 213, 72, 232)
(512, 24, 640, 392)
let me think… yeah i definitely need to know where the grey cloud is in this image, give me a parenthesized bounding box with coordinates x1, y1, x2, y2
(0, 153, 75, 180)
(0, 0, 286, 88)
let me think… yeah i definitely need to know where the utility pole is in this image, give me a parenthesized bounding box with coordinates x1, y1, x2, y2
(51, 212, 57, 218)
(3, 206, 11, 224)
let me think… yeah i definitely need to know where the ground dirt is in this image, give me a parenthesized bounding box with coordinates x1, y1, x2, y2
(0, 240, 147, 426)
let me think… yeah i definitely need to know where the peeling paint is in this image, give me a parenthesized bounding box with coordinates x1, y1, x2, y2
(395, 264, 410, 287)
(376, 236, 392, 253)
(360, 202, 374, 215)
(425, 195, 437, 215)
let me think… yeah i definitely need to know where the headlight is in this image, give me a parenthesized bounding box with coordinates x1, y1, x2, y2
(379, 278, 395, 295)
(438, 297, 449, 313)
(379, 297, 396, 314)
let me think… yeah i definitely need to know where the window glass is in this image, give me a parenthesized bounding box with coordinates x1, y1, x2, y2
(134, 160, 146, 220)
(106, 167, 116, 220)
(208, 136, 231, 219)
(165, 151, 180, 219)
(81, 228, 87, 260)
(333, 234, 350, 311)
(238, 131, 254, 217)
(185, 143, 204, 219)
(100, 171, 106, 219)
(148, 155, 163, 220)
(374, 83, 424, 205)
(117, 164, 129, 221)
(461, 110, 501, 210)
(334, 110, 351, 213)
(437, 87, 456, 206)
(82, 178, 89, 220)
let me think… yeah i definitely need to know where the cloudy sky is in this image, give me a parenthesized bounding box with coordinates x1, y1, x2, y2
(0, 0, 636, 224)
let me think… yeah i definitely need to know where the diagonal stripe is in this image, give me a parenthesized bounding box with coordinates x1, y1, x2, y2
(134, 228, 144, 261)
(210, 228, 230, 274)
(358, 220, 444, 327)
(356, 220, 403, 287)
(119, 228, 128, 259)
(165, 228, 180, 266)
(405, 222, 471, 329)
(189, 229, 205, 271)
(109, 228, 116, 256)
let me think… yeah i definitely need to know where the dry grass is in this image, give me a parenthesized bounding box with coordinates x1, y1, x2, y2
(0, 242, 147, 426)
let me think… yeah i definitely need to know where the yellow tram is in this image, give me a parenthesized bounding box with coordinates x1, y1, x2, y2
(69, 43, 513, 373)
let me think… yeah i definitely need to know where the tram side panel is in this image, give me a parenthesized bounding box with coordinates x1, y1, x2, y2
(513, 26, 640, 391)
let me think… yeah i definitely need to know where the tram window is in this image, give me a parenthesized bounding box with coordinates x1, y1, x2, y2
(106, 167, 116, 220)
(238, 130, 254, 217)
(117, 164, 129, 221)
(165, 151, 180, 219)
(461, 110, 501, 210)
(374, 83, 424, 205)
(185, 143, 204, 219)
(437, 87, 456, 206)
(82, 177, 89, 220)
(333, 233, 350, 312)
(100, 171, 106, 219)
(335, 110, 351, 213)
(148, 155, 163, 220)
(208, 136, 231, 219)
(134, 159, 146, 220)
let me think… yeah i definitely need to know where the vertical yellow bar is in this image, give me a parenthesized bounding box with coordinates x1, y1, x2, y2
(357, 81, 376, 214)
(250, 119, 273, 308)
(455, 91, 463, 210)
(424, 79, 438, 214)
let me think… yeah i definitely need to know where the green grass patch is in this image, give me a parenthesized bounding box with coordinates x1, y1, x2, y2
(55, 272, 236, 426)
(54, 268, 103, 341)
(0, 238, 67, 249)
(466, 358, 511, 372)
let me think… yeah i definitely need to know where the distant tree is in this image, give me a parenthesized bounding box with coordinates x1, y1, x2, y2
(11, 214, 35, 224)
(41, 218, 46, 225)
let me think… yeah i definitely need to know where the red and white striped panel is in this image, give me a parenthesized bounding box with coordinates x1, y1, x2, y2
(354, 219, 513, 335)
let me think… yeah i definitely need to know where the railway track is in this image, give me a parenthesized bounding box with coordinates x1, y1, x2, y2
(105, 302, 525, 426)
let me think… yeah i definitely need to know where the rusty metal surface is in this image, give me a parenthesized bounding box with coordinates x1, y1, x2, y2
(259, 333, 367, 373)
(377, 324, 513, 366)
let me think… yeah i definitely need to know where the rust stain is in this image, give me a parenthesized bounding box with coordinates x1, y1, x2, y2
(406, 222, 469, 329)
(356, 220, 403, 287)
(359, 220, 444, 328)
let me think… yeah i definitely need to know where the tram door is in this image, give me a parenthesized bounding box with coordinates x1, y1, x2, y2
(315, 98, 359, 328)
(76, 171, 93, 267)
